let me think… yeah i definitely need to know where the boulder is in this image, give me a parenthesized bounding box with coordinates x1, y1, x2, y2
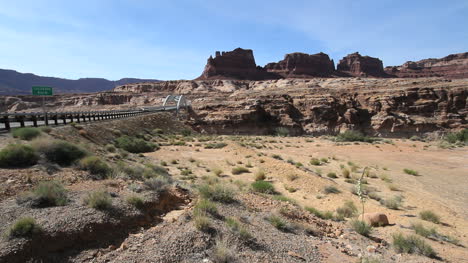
(337, 52, 386, 77)
(363, 212, 389, 227)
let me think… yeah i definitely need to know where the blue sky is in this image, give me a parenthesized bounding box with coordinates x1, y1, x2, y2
(0, 0, 467, 80)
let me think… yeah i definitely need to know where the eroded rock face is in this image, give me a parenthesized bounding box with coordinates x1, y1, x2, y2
(264, 52, 335, 78)
(197, 48, 270, 80)
(337, 52, 386, 77)
(385, 52, 468, 79)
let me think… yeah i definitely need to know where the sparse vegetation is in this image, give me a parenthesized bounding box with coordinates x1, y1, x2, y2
(323, 185, 340, 194)
(350, 219, 372, 236)
(225, 217, 252, 240)
(0, 144, 39, 168)
(105, 144, 116, 152)
(336, 201, 358, 218)
(419, 210, 440, 224)
(251, 180, 275, 194)
(115, 135, 157, 153)
(205, 142, 228, 149)
(198, 183, 236, 203)
(212, 168, 223, 177)
(392, 233, 436, 258)
(83, 190, 112, 210)
(6, 217, 42, 238)
(271, 154, 283, 160)
(445, 128, 468, 144)
(79, 156, 111, 178)
(33, 139, 87, 166)
(194, 199, 218, 216)
(326, 172, 337, 178)
(194, 213, 211, 232)
(231, 166, 249, 175)
(286, 173, 298, 181)
(341, 168, 350, 178)
(403, 168, 420, 176)
(310, 158, 321, 166)
(335, 130, 377, 143)
(267, 215, 289, 231)
(254, 169, 266, 181)
(275, 127, 290, 137)
(31, 181, 68, 207)
(380, 196, 403, 210)
(144, 176, 172, 192)
(12, 127, 42, 140)
(212, 238, 234, 263)
(126, 195, 144, 209)
(305, 207, 334, 220)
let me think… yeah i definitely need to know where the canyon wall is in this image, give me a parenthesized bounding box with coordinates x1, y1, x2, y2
(337, 52, 387, 77)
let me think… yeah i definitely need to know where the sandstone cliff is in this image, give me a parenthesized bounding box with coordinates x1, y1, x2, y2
(264, 52, 335, 78)
(337, 52, 386, 77)
(385, 52, 468, 79)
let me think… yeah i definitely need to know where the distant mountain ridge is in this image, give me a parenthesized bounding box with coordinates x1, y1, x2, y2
(0, 69, 160, 95)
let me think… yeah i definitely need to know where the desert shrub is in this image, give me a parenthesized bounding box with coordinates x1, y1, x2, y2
(310, 158, 321, 166)
(194, 213, 211, 232)
(350, 219, 372, 236)
(160, 161, 167, 166)
(194, 199, 218, 216)
(39, 126, 52, 134)
(320, 157, 329, 163)
(33, 139, 87, 166)
(225, 217, 252, 240)
(272, 195, 297, 204)
(83, 190, 112, 210)
(327, 172, 338, 178)
(12, 127, 42, 140)
(105, 144, 116, 152)
(379, 174, 392, 183)
(286, 173, 298, 181)
(115, 135, 157, 153)
(31, 181, 68, 207)
(212, 239, 234, 263)
(267, 215, 289, 231)
(181, 129, 192, 136)
(144, 176, 172, 192)
(410, 222, 436, 238)
(251, 180, 275, 194)
(392, 233, 436, 258)
(341, 168, 351, 178)
(360, 256, 382, 263)
(126, 195, 144, 209)
(368, 191, 382, 201)
(336, 201, 358, 218)
(6, 217, 41, 238)
(0, 144, 39, 168)
(335, 130, 377, 143)
(403, 168, 419, 176)
(275, 127, 289, 137)
(271, 154, 283, 160)
(198, 183, 236, 203)
(231, 166, 249, 175)
(145, 164, 170, 177)
(305, 207, 334, 220)
(204, 142, 227, 149)
(79, 156, 111, 178)
(388, 184, 400, 191)
(419, 210, 440, 224)
(445, 129, 468, 144)
(380, 196, 403, 210)
(254, 169, 266, 181)
(323, 185, 340, 194)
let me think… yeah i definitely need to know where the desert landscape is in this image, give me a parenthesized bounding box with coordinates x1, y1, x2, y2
(0, 44, 467, 263)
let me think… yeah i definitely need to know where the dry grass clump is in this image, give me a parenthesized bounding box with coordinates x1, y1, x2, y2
(126, 194, 144, 209)
(205, 142, 227, 149)
(198, 183, 236, 203)
(387, 183, 400, 191)
(12, 127, 42, 140)
(30, 181, 68, 207)
(251, 181, 275, 194)
(231, 166, 249, 175)
(286, 173, 299, 181)
(267, 215, 289, 231)
(194, 213, 211, 232)
(83, 190, 112, 210)
(212, 168, 223, 177)
(194, 199, 218, 216)
(403, 168, 420, 176)
(6, 217, 42, 239)
(79, 156, 111, 179)
(380, 196, 403, 210)
(305, 207, 334, 220)
(341, 168, 351, 178)
(323, 185, 341, 194)
(32, 138, 87, 166)
(254, 169, 266, 181)
(392, 233, 436, 258)
(144, 176, 172, 192)
(225, 217, 252, 240)
(419, 210, 440, 224)
(327, 172, 338, 178)
(0, 144, 39, 168)
(350, 219, 372, 237)
(212, 238, 235, 263)
(336, 201, 358, 218)
(310, 158, 321, 166)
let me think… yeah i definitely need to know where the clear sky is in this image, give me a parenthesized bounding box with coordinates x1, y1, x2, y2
(0, 0, 467, 80)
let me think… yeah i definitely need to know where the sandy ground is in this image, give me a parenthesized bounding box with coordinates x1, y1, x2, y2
(147, 136, 468, 263)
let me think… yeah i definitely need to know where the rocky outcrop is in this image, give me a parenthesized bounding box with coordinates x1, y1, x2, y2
(385, 52, 468, 79)
(196, 48, 273, 80)
(264, 52, 335, 78)
(337, 52, 386, 77)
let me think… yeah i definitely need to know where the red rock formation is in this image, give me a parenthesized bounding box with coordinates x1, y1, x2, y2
(337, 52, 386, 77)
(384, 52, 468, 79)
(197, 48, 271, 80)
(264, 52, 335, 78)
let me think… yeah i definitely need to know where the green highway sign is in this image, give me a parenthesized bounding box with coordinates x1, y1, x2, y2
(32, 86, 53, 96)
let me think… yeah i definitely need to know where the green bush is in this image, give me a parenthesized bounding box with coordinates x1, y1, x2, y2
(275, 127, 289, 137)
(83, 190, 112, 210)
(392, 233, 436, 258)
(12, 127, 42, 140)
(350, 219, 372, 236)
(105, 144, 116, 152)
(115, 135, 157, 153)
(271, 154, 283, 160)
(194, 199, 218, 216)
(380, 196, 403, 210)
(403, 168, 420, 176)
(198, 183, 236, 203)
(225, 217, 252, 240)
(304, 207, 334, 220)
(336, 130, 377, 143)
(323, 185, 341, 194)
(204, 143, 227, 149)
(419, 210, 440, 224)
(445, 129, 468, 144)
(79, 156, 111, 178)
(251, 180, 275, 194)
(144, 176, 172, 192)
(126, 195, 144, 209)
(33, 139, 87, 166)
(32, 181, 68, 207)
(327, 172, 338, 178)
(39, 126, 52, 134)
(267, 215, 289, 231)
(0, 144, 39, 168)
(231, 166, 249, 175)
(336, 201, 358, 218)
(310, 158, 321, 166)
(7, 217, 42, 238)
